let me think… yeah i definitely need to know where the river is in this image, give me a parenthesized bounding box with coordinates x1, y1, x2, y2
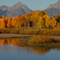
(0, 39, 60, 60)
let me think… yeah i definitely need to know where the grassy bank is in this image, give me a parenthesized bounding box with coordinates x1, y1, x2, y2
(0, 28, 60, 36)
(28, 43, 60, 48)
(0, 34, 60, 47)
(0, 35, 33, 40)
(23, 35, 60, 47)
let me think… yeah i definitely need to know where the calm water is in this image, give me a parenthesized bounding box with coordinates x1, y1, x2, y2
(0, 39, 60, 60)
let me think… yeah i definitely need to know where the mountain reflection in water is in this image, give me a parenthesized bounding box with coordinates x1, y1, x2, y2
(0, 39, 60, 55)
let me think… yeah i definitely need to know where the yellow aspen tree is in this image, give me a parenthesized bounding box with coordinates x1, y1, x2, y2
(50, 18, 57, 28)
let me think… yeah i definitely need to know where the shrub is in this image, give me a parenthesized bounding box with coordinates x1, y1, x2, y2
(30, 35, 54, 44)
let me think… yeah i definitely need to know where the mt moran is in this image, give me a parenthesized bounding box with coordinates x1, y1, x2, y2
(0, 2, 32, 18)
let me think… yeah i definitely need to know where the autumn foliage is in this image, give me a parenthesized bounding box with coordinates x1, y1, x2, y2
(30, 35, 54, 44)
(0, 39, 24, 47)
(0, 11, 60, 29)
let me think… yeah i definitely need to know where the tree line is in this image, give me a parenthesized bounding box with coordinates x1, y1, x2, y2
(0, 10, 60, 29)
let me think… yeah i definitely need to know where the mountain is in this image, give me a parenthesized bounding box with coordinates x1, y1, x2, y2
(44, 0, 60, 18)
(0, 5, 8, 11)
(47, 0, 60, 9)
(0, 2, 32, 18)
(44, 8, 60, 18)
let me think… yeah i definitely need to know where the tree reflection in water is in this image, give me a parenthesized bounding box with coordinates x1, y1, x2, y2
(0, 39, 24, 47)
(25, 47, 51, 55)
(0, 39, 60, 55)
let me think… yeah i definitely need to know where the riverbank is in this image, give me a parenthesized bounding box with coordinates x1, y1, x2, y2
(0, 34, 33, 39)
(0, 34, 60, 39)
(0, 28, 60, 36)
(0, 34, 60, 47)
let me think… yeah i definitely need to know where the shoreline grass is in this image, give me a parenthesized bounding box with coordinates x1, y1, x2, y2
(28, 43, 60, 48)
(0, 28, 60, 36)
(0, 36, 33, 40)
(0, 33, 60, 47)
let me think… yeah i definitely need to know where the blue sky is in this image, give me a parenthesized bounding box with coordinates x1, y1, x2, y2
(0, 0, 58, 11)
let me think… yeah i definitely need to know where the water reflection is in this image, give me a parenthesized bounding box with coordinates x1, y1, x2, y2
(0, 39, 60, 55)
(25, 47, 51, 55)
(0, 39, 24, 47)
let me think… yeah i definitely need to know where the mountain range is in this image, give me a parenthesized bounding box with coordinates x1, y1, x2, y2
(44, 0, 60, 18)
(0, 2, 32, 18)
(0, 0, 60, 18)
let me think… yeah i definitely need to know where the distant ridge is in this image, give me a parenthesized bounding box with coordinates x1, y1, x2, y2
(0, 2, 33, 18)
(44, 0, 60, 18)
(1, 1, 60, 18)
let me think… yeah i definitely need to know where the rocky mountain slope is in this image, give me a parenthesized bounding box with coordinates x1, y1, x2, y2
(44, 0, 60, 18)
(0, 2, 32, 18)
